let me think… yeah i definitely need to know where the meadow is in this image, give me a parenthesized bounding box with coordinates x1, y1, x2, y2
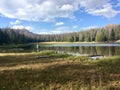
(0, 50, 120, 90)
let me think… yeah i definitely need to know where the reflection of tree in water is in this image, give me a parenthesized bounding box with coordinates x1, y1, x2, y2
(94, 46, 116, 56)
(91, 46, 97, 55)
(115, 47, 120, 56)
(96, 47, 106, 56)
(108, 47, 115, 56)
(38, 45, 119, 56)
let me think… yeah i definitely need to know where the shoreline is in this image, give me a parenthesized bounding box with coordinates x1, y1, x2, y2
(39, 42, 100, 44)
(39, 41, 120, 44)
(0, 41, 119, 46)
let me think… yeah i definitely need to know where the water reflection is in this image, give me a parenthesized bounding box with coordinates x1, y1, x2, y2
(0, 43, 120, 57)
(39, 46, 120, 56)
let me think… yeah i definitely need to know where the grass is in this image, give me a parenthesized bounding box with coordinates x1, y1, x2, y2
(36, 50, 70, 58)
(0, 51, 120, 90)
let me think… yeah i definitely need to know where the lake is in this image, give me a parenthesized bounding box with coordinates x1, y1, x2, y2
(0, 43, 120, 57)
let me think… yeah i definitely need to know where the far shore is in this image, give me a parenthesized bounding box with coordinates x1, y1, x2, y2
(0, 41, 119, 47)
(39, 41, 119, 44)
(39, 42, 100, 44)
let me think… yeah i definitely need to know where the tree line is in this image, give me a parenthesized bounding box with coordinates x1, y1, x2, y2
(0, 24, 120, 44)
(40, 24, 120, 42)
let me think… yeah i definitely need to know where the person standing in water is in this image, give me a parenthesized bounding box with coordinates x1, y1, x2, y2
(36, 44, 39, 52)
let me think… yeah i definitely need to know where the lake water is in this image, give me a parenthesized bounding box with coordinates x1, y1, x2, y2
(0, 43, 120, 57)
(43, 43, 120, 57)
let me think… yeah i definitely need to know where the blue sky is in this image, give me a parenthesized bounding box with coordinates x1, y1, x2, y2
(0, 0, 120, 34)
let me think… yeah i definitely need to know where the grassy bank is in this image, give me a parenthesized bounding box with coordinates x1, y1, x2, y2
(0, 51, 120, 90)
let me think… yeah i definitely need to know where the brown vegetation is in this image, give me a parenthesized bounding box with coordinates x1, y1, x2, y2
(0, 53, 120, 90)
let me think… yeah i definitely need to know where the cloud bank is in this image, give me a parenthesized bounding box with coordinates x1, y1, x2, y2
(12, 25, 32, 30)
(0, 0, 120, 22)
(10, 20, 21, 25)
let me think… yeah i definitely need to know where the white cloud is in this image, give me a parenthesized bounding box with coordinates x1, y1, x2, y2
(116, 0, 120, 7)
(73, 25, 78, 29)
(54, 26, 71, 33)
(78, 0, 120, 18)
(39, 26, 72, 34)
(0, 0, 119, 21)
(0, 0, 78, 21)
(10, 20, 21, 25)
(81, 26, 98, 30)
(60, 4, 75, 11)
(55, 22, 64, 26)
(79, 0, 108, 10)
(39, 31, 51, 34)
(39, 30, 61, 34)
(12, 25, 32, 30)
(116, 3, 120, 7)
(87, 4, 118, 18)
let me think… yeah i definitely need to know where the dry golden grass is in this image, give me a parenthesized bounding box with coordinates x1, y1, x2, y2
(116, 39, 120, 42)
(0, 60, 72, 71)
(0, 53, 34, 56)
(0, 53, 120, 90)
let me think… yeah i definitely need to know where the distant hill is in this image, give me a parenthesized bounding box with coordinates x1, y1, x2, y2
(0, 28, 40, 44)
(105, 24, 118, 29)
(0, 24, 120, 44)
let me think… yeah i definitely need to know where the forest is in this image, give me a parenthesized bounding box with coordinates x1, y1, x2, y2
(0, 24, 120, 44)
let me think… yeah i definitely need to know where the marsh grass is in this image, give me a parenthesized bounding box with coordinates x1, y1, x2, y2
(36, 50, 70, 58)
(37, 50, 56, 56)
(0, 51, 120, 90)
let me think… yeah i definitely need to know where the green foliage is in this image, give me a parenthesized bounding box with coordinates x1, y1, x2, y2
(37, 50, 56, 56)
(96, 56, 120, 67)
(37, 50, 70, 58)
(0, 28, 38, 45)
(95, 30, 106, 42)
(51, 53, 70, 58)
